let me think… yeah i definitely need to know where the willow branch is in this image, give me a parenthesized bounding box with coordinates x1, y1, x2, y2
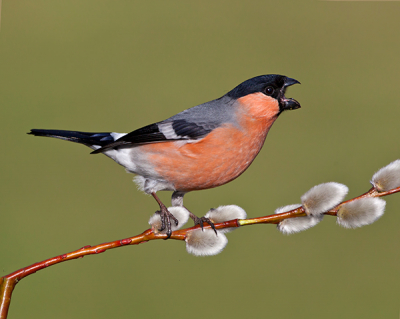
(1, 185, 399, 319)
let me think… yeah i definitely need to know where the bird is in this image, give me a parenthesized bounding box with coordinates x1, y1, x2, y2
(29, 74, 301, 237)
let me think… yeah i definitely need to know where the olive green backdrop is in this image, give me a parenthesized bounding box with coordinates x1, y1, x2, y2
(1, 1, 399, 318)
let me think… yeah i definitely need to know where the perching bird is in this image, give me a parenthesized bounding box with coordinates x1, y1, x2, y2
(29, 74, 300, 237)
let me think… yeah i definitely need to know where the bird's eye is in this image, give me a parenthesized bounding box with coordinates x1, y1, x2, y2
(265, 86, 275, 95)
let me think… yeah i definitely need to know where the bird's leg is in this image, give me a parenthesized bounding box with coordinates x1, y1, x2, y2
(186, 208, 217, 235)
(151, 192, 178, 238)
(171, 191, 217, 235)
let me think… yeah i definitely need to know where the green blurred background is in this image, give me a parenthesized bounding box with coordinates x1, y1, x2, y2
(1, 1, 399, 318)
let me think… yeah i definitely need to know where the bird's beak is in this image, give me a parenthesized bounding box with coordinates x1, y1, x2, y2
(280, 77, 301, 111)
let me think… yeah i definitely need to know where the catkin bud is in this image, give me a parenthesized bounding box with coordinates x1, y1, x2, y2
(371, 159, 400, 192)
(205, 205, 247, 233)
(185, 229, 228, 256)
(337, 197, 386, 229)
(148, 207, 189, 234)
(301, 182, 348, 216)
(276, 204, 323, 235)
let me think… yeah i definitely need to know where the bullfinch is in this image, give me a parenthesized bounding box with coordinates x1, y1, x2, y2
(29, 74, 301, 237)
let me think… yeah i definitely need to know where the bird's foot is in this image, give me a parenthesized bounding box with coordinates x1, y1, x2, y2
(190, 215, 217, 235)
(156, 206, 179, 238)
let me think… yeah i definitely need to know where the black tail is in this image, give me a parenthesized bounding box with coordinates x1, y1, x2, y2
(28, 129, 115, 149)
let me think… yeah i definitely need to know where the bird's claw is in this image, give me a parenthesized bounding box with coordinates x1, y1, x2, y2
(157, 207, 179, 239)
(193, 216, 217, 235)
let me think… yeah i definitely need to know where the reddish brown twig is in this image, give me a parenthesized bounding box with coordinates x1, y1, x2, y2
(1, 185, 399, 319)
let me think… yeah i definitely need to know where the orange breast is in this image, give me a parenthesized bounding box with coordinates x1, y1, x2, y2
(142, 93, 280, 191)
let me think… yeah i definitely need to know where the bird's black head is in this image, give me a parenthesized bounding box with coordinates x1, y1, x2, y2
(227, 74, 301, 112)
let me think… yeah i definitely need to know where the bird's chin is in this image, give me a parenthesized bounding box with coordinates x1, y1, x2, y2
(280, 97, 301, 112)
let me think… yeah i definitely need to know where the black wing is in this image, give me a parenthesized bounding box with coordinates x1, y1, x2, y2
(91, 119, 217, 154)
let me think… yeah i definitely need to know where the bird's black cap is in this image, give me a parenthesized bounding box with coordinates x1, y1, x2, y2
(226, 74, 301, 111)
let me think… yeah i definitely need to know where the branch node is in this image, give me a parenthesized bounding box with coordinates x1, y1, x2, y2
(120, 238, 132, 245)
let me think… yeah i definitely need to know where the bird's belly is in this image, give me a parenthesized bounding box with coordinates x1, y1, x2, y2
(138, 123, 269, 192)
